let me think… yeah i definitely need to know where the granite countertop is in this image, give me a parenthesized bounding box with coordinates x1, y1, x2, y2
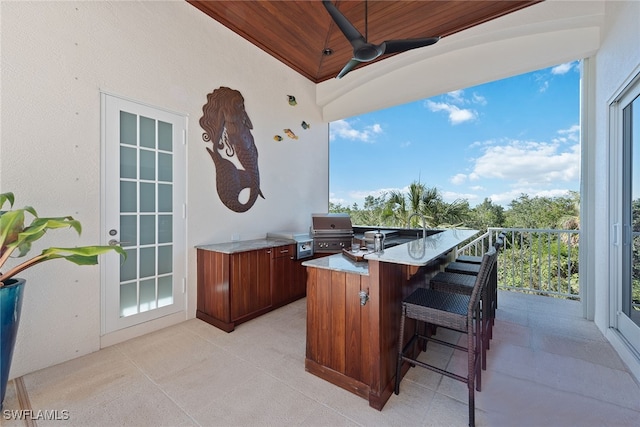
(196, 238, 294, 254)
(364, 229, 479, 266)
(302, 253, 369, 276)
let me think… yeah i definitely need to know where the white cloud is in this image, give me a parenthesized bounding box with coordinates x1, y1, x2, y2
(442, 190, 478, 203)
(426, 89, 486, 124)
(329, 195, 349, 206)
(536, 62, 579, 92)
(349, 189, 381, 200)
(329, 198, 345, 205)
(551, 62, 575, 75)
(472, 93, 487, 106)
(446, 90, 465, 104)
(450, 173, 467, 185)
(444, 89, 487, 106)
(347, 185, 413, 204)
(425, 100, 477, 125)
(471, 139, 580, 186)
(559, 124, 580, 135)
(538, 80, 549, 93)
(552, 124, 580, 144)
(329, 119, 383, 143)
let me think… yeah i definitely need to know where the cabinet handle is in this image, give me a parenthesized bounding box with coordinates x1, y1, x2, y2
(280, 249, 289, 254)
(359, 290, 369, 306)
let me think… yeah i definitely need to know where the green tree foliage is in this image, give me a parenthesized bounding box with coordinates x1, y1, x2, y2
(505, 192, 580, 229)
(467, 198, 505, 232)
(631, 199, 640, 309)
(330, 182, 579, 233)
(330, 180, 582, 300)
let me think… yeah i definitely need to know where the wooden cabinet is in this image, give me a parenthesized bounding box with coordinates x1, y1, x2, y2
(197, 243, 307, 332)
(272, 244, 307, 307)
(230, 248, 272, 320)
(304, 258, 445, 410)
(305, 267, 372, 400)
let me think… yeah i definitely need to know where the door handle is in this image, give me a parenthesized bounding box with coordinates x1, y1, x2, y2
(108, 239, 129, 246)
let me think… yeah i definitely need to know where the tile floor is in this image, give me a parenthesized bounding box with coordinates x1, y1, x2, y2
(2, 291, 640, 426)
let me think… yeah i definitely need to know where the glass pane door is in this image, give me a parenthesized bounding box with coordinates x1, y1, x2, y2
(118, 111, 175, 317)
(618, 76, 640, 353)
(624, 93, 640, 327)
(102, 94, 186, 334)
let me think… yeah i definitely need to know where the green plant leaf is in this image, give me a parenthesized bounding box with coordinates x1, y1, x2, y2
(0, 193, 127, 284)
(42, 246, 126, 264)
(7, 216, 83, 258)
(0, 209, 25, 252)
(0, 192, 15, 209)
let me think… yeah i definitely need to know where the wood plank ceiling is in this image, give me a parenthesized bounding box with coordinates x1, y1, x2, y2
(187, 0, 542, 83)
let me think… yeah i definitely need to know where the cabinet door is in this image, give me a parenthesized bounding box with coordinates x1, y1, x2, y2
(291, 258, 307, 301)
(272, 244, 295, 307)
(230, 248, 272, 320)
(306, 269, 371, 386)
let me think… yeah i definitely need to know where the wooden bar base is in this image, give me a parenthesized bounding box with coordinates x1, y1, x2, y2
(304, 230, 478, 410)
(305, 258, 445, 410)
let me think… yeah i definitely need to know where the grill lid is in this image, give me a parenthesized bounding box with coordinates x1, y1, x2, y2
(311, 213, 353, 235)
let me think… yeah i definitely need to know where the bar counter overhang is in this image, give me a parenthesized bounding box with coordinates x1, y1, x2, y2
(302, 229, 479, 410)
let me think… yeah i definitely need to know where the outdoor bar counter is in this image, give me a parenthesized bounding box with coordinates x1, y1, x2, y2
(302, 229, 479, 410)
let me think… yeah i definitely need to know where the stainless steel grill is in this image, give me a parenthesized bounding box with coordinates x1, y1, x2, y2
(311, 213, 354, 253)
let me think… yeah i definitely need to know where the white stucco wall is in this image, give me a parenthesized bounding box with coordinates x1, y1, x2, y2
(1, 0, 327, 378)
(592, 0, 640, 380)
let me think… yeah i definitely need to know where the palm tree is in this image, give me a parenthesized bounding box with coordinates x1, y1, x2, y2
(386, 181, 467, 228)
(429, 197, 470, 228)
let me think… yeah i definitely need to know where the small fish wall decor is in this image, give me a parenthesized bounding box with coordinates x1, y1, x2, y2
(273, 135, 283, 141)
(301, 121, 310, 130)
(199, 87, 265, 213)
(287, 95, 297, 106)
(284, 128, 299, 140)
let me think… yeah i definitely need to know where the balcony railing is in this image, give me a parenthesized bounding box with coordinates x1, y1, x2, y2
(456, 227, 580, 300)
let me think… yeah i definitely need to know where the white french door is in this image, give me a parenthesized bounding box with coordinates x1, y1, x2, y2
(101, 94, 186, 334)
(612, 71, 640, 354)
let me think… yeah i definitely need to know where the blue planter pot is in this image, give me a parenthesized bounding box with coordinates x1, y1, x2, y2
(0, 278, 25, 411)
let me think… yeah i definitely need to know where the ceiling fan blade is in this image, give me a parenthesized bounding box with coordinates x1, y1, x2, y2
(382, 37, 441, 55)
(336, 58, 362, 79)
(323, 1, 365, 44)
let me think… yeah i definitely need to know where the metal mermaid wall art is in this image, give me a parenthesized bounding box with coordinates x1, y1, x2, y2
(199, 87, 264, 212)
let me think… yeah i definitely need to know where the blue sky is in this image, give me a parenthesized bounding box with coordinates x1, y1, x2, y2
(329, 61, 581, 209)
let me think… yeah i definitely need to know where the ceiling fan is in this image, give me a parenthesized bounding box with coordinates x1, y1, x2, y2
(323, 0, 441, 79)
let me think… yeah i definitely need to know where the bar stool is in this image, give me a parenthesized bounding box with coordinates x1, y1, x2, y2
(443, 236, 503, 330)
(395, 248, 497, 427)
(427, 240, 501, 364)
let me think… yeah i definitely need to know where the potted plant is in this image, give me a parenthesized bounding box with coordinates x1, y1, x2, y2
(0, 192, 125, 409)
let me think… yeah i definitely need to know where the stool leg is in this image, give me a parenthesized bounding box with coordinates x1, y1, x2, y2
(482, 291, 488, 370)
(475, 306, 482, 391)
(468, 312, 478, 427)
(395, 306, 407, 395)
